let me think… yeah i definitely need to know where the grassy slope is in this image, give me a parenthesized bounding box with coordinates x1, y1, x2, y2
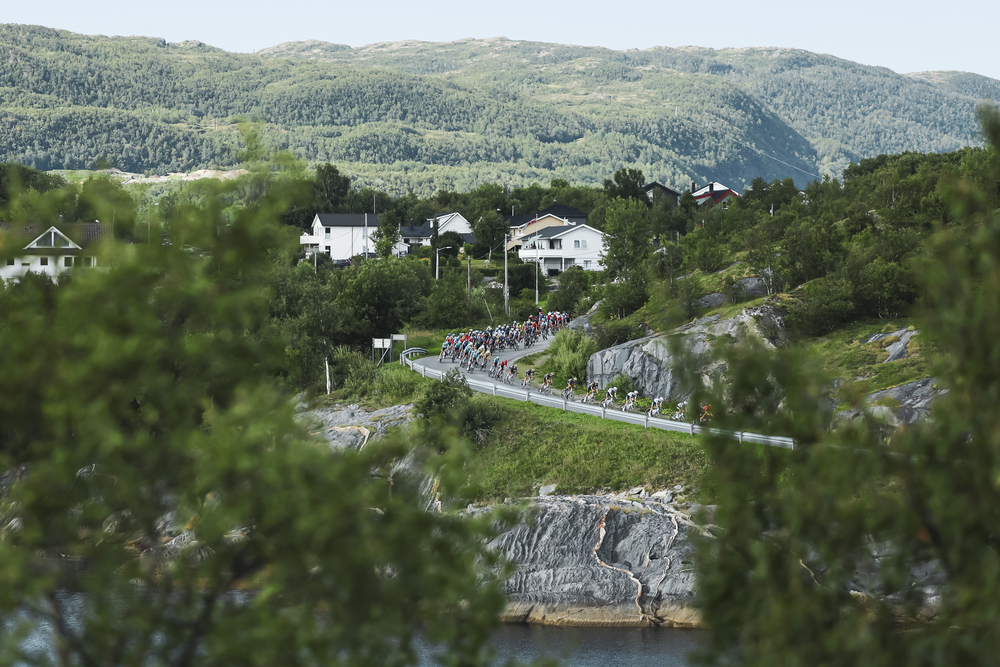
(471, 400, 706, 502)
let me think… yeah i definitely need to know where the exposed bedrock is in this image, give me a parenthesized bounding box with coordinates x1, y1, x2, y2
(487, 495, 705, 627)
(586, 306, 787, 400)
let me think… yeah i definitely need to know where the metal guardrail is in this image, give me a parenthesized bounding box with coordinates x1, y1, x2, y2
(405, 356, 796, 450)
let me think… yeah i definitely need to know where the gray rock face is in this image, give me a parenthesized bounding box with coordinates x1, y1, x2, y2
(298, 403, 415, 450)
(586, 305, 787, 400)
(738, 276, 769, 299)
(697, 292, 727, 308)
(864, 328, 920, 363)
(835, 377, 947, 426)
(488, 495, 705, 627)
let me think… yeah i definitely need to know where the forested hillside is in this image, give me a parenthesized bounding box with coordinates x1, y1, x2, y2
(0, 24, 995, 194)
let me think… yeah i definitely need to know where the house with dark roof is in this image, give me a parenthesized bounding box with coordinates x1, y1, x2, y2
(518, 223, 605, 275)
(300, 213, 381, 260)
(0, 221, 112, 283)
(642, 182, 682, 207)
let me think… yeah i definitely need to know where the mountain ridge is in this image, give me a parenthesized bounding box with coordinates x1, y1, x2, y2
(0, 25, 995, 194)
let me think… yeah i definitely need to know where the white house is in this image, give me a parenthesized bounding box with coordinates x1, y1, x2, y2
(0, 222, 111, 283)
(692, 182, 739, 206)
(518, 224, 605, 275)
(429, 212, 472, 238)
(300, 213, 380, 260)
(506, 204, 586, 251)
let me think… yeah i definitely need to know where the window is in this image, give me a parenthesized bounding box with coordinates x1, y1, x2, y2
(324, 227, 331, 240)
(584, 260, 591, 269)
(64, 257, 73, 267)
(551, 240, 562, 250)
(82, 257, 94, 268)
(40, 257, 48, 266)
(574, 239, 588, 249)
(6, 258, 13, 266)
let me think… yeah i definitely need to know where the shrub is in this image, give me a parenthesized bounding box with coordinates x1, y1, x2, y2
(547, 329, 598, 381)
(414, 368, 473, 422)
(608, 373, 637, 396)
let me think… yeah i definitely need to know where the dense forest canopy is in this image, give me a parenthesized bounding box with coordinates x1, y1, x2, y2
(0, 25, 996, 195)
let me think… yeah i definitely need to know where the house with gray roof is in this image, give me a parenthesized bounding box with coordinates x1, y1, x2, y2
(0, 221, 112, 283)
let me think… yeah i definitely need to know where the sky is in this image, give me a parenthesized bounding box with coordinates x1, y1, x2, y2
(4, 0, 999, 81)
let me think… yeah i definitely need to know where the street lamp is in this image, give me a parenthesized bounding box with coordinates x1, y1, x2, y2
(435, 246, 453, 280)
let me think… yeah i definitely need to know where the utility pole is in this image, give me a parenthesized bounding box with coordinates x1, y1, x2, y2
(467, 255, 472, 324)
(504, 233, 509, 315)
(535, 212, 539, 305)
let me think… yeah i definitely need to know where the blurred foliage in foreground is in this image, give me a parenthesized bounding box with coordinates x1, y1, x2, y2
(0, 160, 512, 665)
(692, 105, 1000, 665)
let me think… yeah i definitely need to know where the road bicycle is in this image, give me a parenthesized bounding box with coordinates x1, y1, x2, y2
(537, 382, 553, 396)
(560, 387, 576, 401)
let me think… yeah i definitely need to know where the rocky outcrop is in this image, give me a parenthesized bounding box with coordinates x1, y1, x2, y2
(485, 494, 707, 627)
(586, 305, 787, 400)
(298, 403, 415, 450)
(864, 328, 919, 363)
(835, 377, 947, 426)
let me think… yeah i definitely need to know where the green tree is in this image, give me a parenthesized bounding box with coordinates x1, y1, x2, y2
(602, 197, 652, 281)
(372, 210, 402, 258)
(335, 258, 425, 343)
(423, 269, 468, 328)
(471, 210, 509, 262)
(603, 167, 647, 204)
(313, 162, 351, 211)
(0, 179, 507, 666)
(695, 105, 1000, 667)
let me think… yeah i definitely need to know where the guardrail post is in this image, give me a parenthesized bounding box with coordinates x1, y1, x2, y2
(563, 398, 567, 410)
(738, 431, 743, 443)
(493, 384, 497, 396)
(644, 415, 648, 428)
(601, 406, 605, 419)
(689, 422, 694, 435)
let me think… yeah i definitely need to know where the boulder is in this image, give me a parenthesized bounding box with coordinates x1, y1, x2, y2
(586, 305, 786, 400)
(697, 292, 727, 308)
(864, 328, 919, 363)
(298, 403, 415, 450)
(835, 377, 947, 426)
(485, 495, 705, 627)
(738, 276, 769, 299)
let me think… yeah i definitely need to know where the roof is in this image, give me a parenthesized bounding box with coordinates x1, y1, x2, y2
(314, 213, 382, 227)
(522, 224, 604, 242)
(0, 222, 113, 251)
(692, 182, 739, 205)
(399, 221, 433, 238)
(642, 182, 682, 198)
(506, 204, 587, 227)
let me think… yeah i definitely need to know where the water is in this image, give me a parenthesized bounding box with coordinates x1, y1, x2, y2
(10, 592, 702, 667)
(416, 624, 703, 667)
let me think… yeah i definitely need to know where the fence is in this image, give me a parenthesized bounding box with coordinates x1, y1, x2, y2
(400, 350, 796, 450)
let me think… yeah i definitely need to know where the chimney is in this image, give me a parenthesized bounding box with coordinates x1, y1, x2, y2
(690, 182, 696, 193)
(709, 183, 714, 194)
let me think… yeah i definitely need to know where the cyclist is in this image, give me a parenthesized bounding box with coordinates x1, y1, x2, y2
(506, 364, 518, 384)
(648, 396, 663, 417)
(562, 377, 577, 399)
(490, 356, 501, 378)
(700, 404, 713, 423)
(540, 372, 554, 393)
(522, 368, 536, 389)
(584, 380, 600, 403)
(602, 386, 618, 408)
(622, 390, 638, 412)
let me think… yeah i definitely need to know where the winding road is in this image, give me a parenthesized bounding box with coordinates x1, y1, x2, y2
(404, 335, 796, 449)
